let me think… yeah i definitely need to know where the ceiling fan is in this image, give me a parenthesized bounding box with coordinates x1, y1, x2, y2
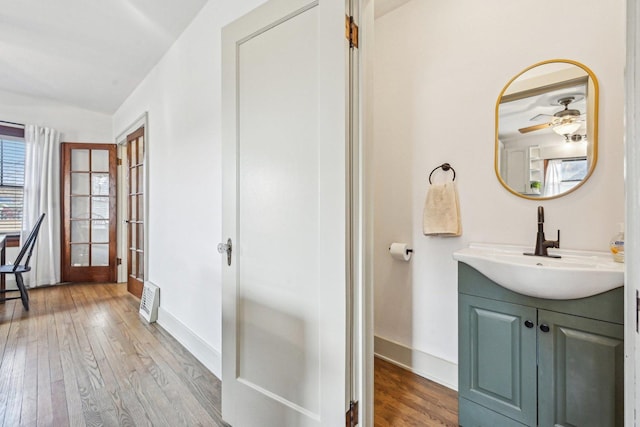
(518, 97, 584, 135)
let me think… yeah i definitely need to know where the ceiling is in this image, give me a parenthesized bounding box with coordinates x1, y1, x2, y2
(498, 61, 591, 144)
(1, 0, 409, 116)
(0, 0, 208, 114)
(499, 83, 588, 142)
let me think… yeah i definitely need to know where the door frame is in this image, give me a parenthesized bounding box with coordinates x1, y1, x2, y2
(624, 0, 639, 422)
(349, 0, 374, 425)
(360, 2, 639, 426)
(357, 1, 374, 425)
(115, 113, 149, 286)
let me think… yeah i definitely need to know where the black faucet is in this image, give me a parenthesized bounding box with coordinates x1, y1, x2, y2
(524, 206, 561, 258)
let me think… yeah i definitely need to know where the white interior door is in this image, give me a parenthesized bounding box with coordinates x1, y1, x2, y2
(221, 1, 350, 426)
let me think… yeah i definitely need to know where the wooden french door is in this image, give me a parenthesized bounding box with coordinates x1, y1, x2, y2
(126, 127, 145, 298)
(61, 143, 117, 282)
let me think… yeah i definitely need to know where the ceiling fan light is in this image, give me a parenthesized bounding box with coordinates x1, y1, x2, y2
(553, 121, 581, 136)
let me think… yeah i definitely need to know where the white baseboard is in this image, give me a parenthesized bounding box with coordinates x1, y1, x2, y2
(157, 307, 222, 379)
(149, 316, 456, 391)
(374, 335, 458, 391)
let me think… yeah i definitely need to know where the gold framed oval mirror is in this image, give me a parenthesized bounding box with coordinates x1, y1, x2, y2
(495, 59, 599, 200)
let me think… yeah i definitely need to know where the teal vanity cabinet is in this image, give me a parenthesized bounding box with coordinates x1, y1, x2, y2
(459, 294, 537, 426)
(458, 262, 624, 427)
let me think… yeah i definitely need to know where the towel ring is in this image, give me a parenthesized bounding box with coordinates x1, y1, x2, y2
(429, 163, 456, 184)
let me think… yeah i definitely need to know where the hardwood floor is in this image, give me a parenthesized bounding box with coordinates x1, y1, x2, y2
(0, 283, 225, 427)
(375, 357, 458, 426)
(1, 282, 458, 427)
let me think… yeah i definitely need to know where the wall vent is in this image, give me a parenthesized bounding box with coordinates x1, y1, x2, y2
(139, 281, 160, 323)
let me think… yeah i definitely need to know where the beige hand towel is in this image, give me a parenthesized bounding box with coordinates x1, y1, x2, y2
(423, 182, 462, 236)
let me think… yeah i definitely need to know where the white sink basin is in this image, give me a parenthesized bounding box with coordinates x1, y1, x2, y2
(453, 243, 624, 300)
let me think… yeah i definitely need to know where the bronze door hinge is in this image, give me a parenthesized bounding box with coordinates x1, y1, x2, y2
(345, 15, 359, 48)
(346, 400, 359, 427)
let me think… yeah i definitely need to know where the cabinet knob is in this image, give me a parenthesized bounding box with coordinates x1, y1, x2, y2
(524, 320, 534, 328)
(540, 324, 550, 333)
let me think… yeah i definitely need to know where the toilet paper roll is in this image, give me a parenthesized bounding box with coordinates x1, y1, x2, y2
(389, 243, 412, 262)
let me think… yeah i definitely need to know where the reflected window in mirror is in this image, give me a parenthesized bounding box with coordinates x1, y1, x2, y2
(543, 157, 588, 197)
(495, 59, 599, 200)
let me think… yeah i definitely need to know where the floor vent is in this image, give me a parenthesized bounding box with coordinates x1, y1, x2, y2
(139, 282, 160, 323)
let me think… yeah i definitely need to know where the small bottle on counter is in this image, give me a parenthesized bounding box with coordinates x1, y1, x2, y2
(609, 222, 624, 263)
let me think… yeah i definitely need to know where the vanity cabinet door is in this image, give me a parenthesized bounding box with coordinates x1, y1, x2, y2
(459, 295, 537, 426)
(537, 310, 624, 427)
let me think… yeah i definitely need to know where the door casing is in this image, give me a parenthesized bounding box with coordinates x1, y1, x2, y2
(624, 0, 639, 421)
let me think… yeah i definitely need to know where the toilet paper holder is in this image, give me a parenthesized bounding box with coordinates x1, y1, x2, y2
(388, 246, 413, 255)
(388, 243, 413, 261)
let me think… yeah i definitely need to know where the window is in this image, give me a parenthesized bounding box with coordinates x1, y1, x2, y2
(557, 158, 588, 182)
(544, 157, 587, 196)
(0, 138, 25, 233)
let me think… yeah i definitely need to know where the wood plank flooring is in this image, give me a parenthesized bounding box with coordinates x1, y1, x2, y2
(0, 283, 226, 427)
(1, 283, 458, 426)
(375, 357, 458, 426)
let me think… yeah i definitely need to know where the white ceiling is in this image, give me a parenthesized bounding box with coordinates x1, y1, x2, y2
(0, 0, 412, 115)
(498, 62, 590, 143)
(499, 83, 588, 141)
(0, 0, 208, 114)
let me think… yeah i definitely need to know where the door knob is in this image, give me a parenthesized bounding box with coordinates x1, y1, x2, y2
(217, 238, 232, 266)
(524, 320, 534, 328)
(540, 324, 550, 333)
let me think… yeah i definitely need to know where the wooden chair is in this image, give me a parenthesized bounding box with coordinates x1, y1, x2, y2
(0, 213, 46, 311)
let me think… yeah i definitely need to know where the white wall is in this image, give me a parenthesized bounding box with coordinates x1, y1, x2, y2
(0, 90, 112, 290)
(0, 89, 112, 142)
(373, 0, 626, 386)
(113, 0, 267, 377)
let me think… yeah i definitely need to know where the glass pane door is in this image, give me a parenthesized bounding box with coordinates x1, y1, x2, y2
(62, 143, 117, 282)
(126, 127, 145, 297)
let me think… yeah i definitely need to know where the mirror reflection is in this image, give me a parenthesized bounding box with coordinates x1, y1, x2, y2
(495, 60, 598, 199)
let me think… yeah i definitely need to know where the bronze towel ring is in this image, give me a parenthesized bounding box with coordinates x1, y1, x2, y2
(428, 163, 456, 184)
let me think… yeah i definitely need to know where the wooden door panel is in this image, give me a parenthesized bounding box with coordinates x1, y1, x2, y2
(61, 143, 117, 282)
(538, 310, 624, 427)
(459, 294, 537, 426)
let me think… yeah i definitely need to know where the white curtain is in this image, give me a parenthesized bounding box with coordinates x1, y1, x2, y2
(543, 159, 563, 197)
(22, 125, 61, 287)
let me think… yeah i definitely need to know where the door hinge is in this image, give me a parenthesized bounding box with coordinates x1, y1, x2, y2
(636, 290, 639, 333)
(117, 158, 122, 166)
(346, 400, 359, 427)
(345, 15, 359, 48)
(117, 257, 122, 265)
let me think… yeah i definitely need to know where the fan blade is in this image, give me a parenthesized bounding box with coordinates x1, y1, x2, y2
(519, 122, 553, 134)
(529, 113, 554, 122)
